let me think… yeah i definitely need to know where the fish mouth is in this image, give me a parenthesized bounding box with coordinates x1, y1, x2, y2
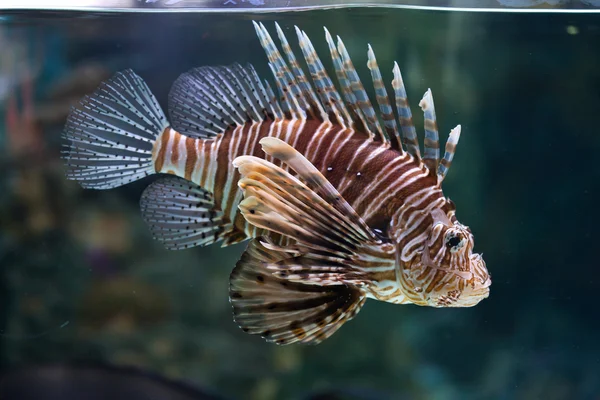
(457, 253, 490, 306)
(470, 253, 491, 288)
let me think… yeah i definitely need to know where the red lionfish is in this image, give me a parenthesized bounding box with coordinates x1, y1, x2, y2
(62, 22, 491, 345)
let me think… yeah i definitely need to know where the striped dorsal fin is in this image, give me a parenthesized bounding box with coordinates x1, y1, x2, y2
(438, 124, 461, 182)
(366, 44, 403, 151)
(256, 22, 462, 181)
(419, 89, 440, 173)
(334, 34, 387, 142)
(169, 21, 462, 182)
(229, 238, 367, 345)
(274, 23, 327, 121)
(392, 61, 421, 160)
(392, 63, 462, 183)
(324, 28, 371, 136)
(254, 21, 314, 120)
(168, 63, 282, 139)
(418, 88, 462, 182)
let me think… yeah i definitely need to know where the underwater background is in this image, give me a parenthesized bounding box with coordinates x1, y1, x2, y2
(0, 6, 599, 400)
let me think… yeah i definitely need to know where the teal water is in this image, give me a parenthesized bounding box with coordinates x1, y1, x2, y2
(0, 8, 598, 400)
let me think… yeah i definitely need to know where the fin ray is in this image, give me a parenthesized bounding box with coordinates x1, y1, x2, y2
(438, 124, 461, 182)
(62, 69, 168, 189)
(419, 88, 440, 172)
(230, 239, 366, 345)
(233, 137, 395, 288)
(140, 177, 230, 249)
(168, 64, 278, 139)
(324, 28, 372, 136)
(295, 27, 351, 126)
(254, 21, 306, 119)
(275, 22, 327, 120)
(367, 44, 403, 150)
(257, 137, 376, 239)
(336, 36, 386, 142)
(392, 62, 421, 160)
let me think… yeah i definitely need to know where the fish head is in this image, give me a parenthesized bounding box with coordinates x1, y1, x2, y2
(420, 208, 491, 307)
(395, 206, 491, 308)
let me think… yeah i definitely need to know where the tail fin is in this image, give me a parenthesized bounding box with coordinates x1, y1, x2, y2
(61, 69, 168, 189)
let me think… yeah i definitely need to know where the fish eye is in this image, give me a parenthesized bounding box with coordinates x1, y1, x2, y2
(447, 236, 461, 248)
(444, 232, 464, 252)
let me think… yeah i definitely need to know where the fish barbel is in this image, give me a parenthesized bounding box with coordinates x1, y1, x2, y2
(62, 22, 491, 345)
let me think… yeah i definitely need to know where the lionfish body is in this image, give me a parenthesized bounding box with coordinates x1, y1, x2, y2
(62, 22, 490, 345)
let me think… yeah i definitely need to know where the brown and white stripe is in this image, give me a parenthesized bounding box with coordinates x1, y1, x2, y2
(150, 114, 445, 248)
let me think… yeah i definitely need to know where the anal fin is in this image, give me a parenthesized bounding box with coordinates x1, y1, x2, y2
(229, 239, 366, 345)
(140, 177, 234, 249)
